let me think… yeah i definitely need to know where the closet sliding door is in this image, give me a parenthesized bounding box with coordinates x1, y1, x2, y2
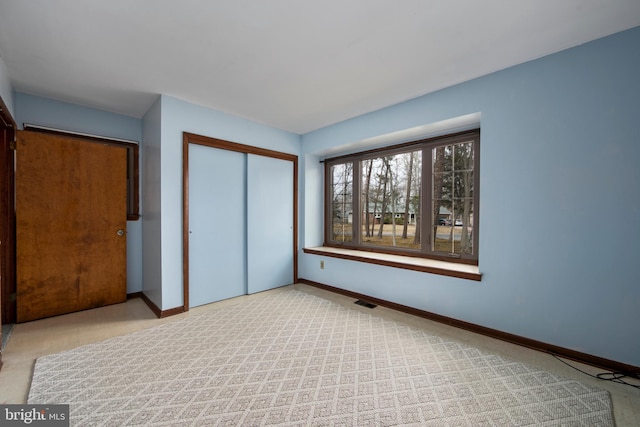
(184, 133, 297, 311)
(188, 143, 246, 308)
(247, 154, 294, 294)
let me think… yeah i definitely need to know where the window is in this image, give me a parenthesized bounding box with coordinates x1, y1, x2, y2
(325, 129, 479, 264)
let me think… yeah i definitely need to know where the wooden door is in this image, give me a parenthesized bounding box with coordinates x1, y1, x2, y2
(16, 131, 127, 322)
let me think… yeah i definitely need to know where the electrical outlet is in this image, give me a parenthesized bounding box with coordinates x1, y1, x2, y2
(320, 260, 325, 269)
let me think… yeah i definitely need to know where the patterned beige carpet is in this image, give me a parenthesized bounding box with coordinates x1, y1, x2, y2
(29, 289, 614, 426)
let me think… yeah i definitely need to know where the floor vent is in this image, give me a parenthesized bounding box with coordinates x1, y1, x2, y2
(354, 300, 377, 309)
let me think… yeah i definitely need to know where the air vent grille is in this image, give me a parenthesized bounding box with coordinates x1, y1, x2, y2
(354, 300, 377, 309)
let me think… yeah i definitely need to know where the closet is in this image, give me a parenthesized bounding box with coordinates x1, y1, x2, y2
(184, 133, 297, 309)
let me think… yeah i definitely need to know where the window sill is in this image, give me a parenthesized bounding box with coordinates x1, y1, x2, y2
(303, 247, 482, 281)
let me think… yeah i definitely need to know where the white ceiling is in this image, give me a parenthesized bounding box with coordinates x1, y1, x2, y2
(1, 1, 639, 134)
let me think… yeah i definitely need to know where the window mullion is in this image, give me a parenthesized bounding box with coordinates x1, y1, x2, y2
(352, 159, 361, 245)
(421, 146, 432, 255)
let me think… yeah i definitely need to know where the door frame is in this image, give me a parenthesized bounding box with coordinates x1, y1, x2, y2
(0, 96, 17, 369)
(182, 132, 298, 312)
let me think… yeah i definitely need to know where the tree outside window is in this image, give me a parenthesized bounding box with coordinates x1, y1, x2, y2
(325, 130, 479, 264)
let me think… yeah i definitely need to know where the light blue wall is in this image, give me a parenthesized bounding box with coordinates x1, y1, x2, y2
(15, 93, 142, 142)
(300, 26, 640, 366)
(0, 55, 13, 116)
(154, 95, 301, 310)
(14, 93, 144, 294)
(141, 96, 162, 307)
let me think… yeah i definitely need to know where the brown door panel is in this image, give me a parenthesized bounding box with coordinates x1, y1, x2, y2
(16, 131, 127, 322)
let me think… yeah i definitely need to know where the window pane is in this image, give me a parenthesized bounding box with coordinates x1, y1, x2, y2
(454, 171, 474, 198)
(360, 151, 421, 250)
(432, 140, 474, 256)
(436, 145, 457, 172)
(330, 163, 353, 243)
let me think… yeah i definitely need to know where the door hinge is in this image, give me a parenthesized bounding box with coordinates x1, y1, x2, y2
(9, 292, 16, 302)
(9, 140, 16, 150)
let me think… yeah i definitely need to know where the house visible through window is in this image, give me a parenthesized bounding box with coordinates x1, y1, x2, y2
(325, 129, 479, 264)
